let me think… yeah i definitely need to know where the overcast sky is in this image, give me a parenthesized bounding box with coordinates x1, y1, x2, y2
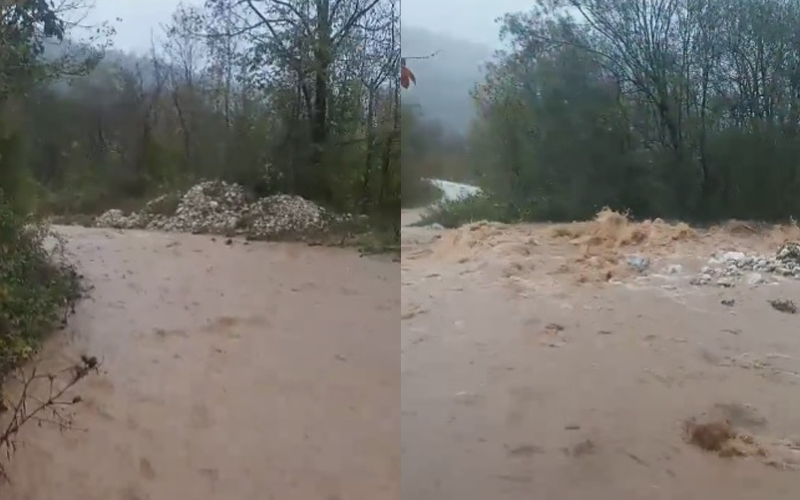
(84, 0, 534, 52)
(85, 0, 200, 53)
(402, 0, 535, 48)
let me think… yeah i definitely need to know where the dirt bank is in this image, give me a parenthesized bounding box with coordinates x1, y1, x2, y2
(4, 226, 399, 500)
(402, 213, 800, 499)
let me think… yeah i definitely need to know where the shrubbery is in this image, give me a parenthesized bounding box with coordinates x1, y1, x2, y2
(418, 190, 620, 229)
(0, 193, 82, 377)
(415, 194, 515, 228)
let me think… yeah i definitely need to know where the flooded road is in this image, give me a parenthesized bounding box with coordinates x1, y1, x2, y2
(5, 226, 399, 500)
(402, 212, 800, 499)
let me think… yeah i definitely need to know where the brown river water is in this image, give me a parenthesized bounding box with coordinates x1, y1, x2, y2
(10, 209, 800, 499)
(2, 226, 399, 500)
(402, 209, 800, 500)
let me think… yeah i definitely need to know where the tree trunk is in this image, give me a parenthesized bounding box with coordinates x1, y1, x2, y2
(379, 84, 399, 207)
(311, 0, 332, 200)
(172, 89, 192, 170)
(360, 89, 376, 211)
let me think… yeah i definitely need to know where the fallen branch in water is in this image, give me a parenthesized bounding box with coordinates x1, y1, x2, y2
(0, 355, 99, 480)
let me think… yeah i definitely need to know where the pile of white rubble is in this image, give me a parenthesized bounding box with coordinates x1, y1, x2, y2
(94, 180, 332, 238)
(692, 242, 800, 287)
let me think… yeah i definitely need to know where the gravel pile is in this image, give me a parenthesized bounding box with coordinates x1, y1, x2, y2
(94, 208, 130, 229)
(244, 195, 328, 238)
(692, 242, 800, 287)
(150, 182, 249, 234)
(94, 180, 331, 238)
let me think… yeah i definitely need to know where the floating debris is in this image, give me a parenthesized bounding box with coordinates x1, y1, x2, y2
(769, 299, 797, 314)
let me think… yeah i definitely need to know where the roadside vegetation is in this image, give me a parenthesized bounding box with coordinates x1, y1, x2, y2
(0, 206, 93, 476)
(415, 194, 512, 228)
(0, 0, 98, 476)
(0, 200, 82, 376)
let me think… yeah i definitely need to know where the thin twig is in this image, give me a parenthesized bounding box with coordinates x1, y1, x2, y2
(0, 356, 99, 480)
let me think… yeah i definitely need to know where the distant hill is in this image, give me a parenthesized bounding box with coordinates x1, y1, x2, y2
(401, 26, 494, 135)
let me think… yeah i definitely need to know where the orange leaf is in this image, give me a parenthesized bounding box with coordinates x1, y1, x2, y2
(401, 65, 416, 89)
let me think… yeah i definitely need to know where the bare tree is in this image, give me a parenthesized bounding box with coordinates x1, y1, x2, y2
(349, 0, 397, 209)
(163, 5, 207, 169)
(204, 0, 383, 198)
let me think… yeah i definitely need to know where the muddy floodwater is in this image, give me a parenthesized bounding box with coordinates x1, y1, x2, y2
(402, 210, 800, 500)
(4, 226, 399, 500)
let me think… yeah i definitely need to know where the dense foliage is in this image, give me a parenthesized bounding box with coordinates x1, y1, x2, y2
(0, 198, 81, 374)
(3, 0, 401, 226)
(443, 0, 800, 224)
(0, 0, 87, 377)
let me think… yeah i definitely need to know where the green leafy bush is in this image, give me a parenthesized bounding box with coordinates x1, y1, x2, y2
(0, 192, 82, 376)
(415, 193, 519, 228)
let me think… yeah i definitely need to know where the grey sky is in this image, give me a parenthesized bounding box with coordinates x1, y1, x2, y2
(84, 0, 534, 52)
(402, 0, 536, 48)
(85, 0, 201, 53)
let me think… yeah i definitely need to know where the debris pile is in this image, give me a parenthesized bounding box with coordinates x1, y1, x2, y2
(148, 182, 249, 234)
(243, 195, 330, 238)
(94, 209, 129, 229)
(692, 242, 800, 286)
(94, 180, 332, 238)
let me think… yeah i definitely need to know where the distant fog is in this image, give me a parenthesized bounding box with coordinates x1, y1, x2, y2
(402, 26, 494, 135)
